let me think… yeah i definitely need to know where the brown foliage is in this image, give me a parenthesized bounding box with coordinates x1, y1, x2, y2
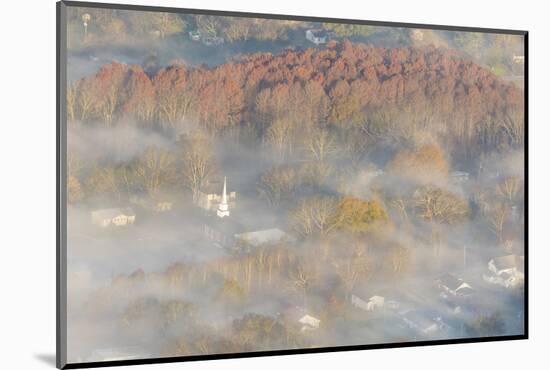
(70, 42, 523, 155)
(387, 144, 450, 184)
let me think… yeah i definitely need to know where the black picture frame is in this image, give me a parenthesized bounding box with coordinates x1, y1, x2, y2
(56, 1, 529, 368)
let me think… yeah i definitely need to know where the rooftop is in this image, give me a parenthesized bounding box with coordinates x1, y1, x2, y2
(491, 255, 524, 272)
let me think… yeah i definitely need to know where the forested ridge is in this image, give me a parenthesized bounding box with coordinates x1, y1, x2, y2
(69, 40, 523, 161)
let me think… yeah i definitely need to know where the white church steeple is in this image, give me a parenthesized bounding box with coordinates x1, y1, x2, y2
(217, 176, 230, 218)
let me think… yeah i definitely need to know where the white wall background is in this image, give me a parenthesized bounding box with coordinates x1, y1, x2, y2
(0, 0, 546, 368)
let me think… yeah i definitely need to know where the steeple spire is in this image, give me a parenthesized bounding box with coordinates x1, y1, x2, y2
(222, 176, 227, 205)
(217, 176, 230, 218)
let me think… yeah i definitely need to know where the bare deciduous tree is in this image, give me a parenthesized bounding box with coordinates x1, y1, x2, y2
(265, 118, 294, 161)
(496, 176, 522, 205)
(413, 186, 469, 256)
(290, 196, 342, 238)
(67, 84, 76, 122)
(486, 202, 509, 245)
(288, 260, 317, 309)
(180, 132, 214, 202)
(133, 146, 176, 199)
(67, 175, 84, 204)
(257, 165, 299, 207)
(414, 186, 469, 224)
(304, 128, 338, 162)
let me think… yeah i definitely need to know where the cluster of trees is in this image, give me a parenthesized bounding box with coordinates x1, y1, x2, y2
(386, 144, 449, 185)
(68, 41, 523, 163)
(89, 235, 404, 353)
(159, 312, 308, 356)
(191, 15, 303, 42)
(474, 174, 525, 251)
(290, 196, 387, 239)
(88, 192, 406, 331)
(67, 6, 524, 82)
(67, 7, 187, 46)
(67, 131, 214, 205)
(448, 32, 524, 77)
(117, 296, 306, 356)
(322, 23, 373, 38)
(66, 7, 307, 47)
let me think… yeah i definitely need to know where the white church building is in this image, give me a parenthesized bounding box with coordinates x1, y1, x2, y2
(196, 177, 236, 212)
(200, 177, 294, 252)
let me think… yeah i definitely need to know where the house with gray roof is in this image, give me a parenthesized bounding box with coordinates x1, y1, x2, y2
(91, 207, 136, 227)
(484, 254, 525, 288)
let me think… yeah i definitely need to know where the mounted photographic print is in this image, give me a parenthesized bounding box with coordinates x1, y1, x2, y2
(57, 1, 528, 368)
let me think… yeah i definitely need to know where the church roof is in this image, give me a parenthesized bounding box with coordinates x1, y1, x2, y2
(491, 255, 524, 272)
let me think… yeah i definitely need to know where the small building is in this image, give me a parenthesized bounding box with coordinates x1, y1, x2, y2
(87, 346, 147, 362)
(299, 314, 321, 331)
(216, 177, 230, 218)
(410, 29, 424, 41)
(91, 207, 136, 227)
(484, 254, 524, 288)
(450, 171, 470, 184)
(401, 309, 450, 337)
(200, 177, 290, 252)
(283, 306, 321, 332)
(234, 228, 295, 248)
(305, 29, 328, 45)
(196, 178, 236, 212)
(351, 294, 385, 312)
(436, 273, 475, 298)
(512, 55, 525, 64)
(188, 30, 201, 41)
(201, 177, 243, 248)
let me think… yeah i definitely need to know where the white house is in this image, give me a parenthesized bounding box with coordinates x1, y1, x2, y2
(436, 273, 475, 298)
(91, 207, 136, 227)
(305, 29, 328, 45)
(512, 55, 525, 64)
(188, 30, 201, 41)
(367, 295, 385, 311)
(410, 29, 424, 41)
(351, 294, 385, 311)
(284, 306, 321, 332)
(484, 254, 524, 288)
(299, 314, 321, 331)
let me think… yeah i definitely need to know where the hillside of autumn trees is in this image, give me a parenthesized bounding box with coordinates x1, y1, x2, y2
(68, 40, 524, 163)
(66, 38, 526, 360)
